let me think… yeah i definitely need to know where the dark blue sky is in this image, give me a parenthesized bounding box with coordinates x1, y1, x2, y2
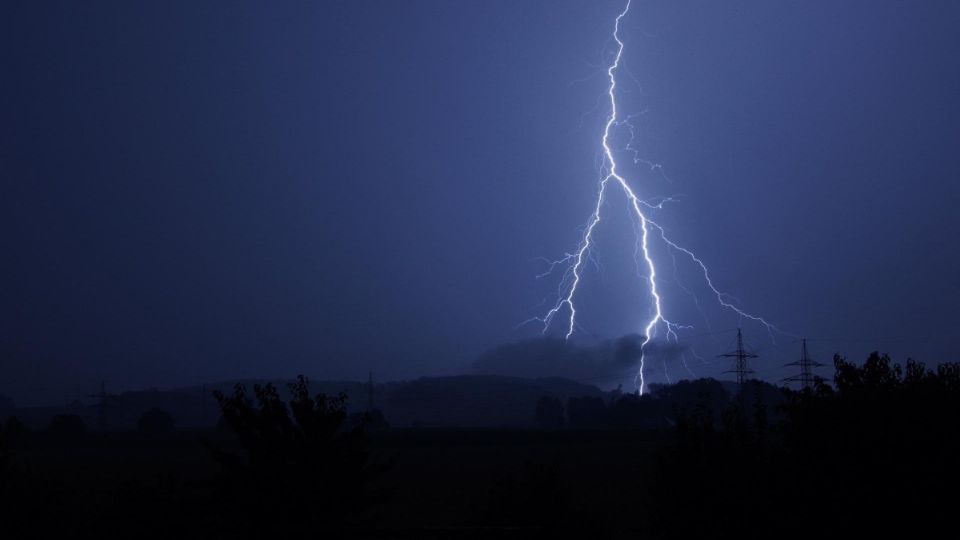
(3, 0, 959, 404)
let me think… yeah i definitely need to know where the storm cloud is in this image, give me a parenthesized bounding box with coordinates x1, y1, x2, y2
(471, 334, 687, 385)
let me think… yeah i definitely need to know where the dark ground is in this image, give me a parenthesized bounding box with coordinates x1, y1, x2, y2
(1, 428, 663, 539)
(2, 354, 958, 539)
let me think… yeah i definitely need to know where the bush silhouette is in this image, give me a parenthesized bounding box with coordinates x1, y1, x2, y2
(647, 353, 960, 539)
(211, 375, 376, 535)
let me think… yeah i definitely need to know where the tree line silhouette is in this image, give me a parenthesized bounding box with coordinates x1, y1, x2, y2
(208, 376, 382, 536)
(645, 352, 960, 539)
(0, 352, 957, 538)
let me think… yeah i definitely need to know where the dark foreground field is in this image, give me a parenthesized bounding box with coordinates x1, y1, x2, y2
(1, 428, 663, 539)
(2, 353, 959, 539)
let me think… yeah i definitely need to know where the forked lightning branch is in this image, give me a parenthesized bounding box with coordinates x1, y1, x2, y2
(529, 0, 783, 394)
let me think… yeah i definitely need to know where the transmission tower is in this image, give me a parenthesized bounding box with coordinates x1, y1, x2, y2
(783, 338, 824, 390)
(87, 381, 119, 431)
(720, 329, 758, 395)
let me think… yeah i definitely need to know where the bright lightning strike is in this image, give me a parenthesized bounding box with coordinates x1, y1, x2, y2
(530, 0, 785, 394)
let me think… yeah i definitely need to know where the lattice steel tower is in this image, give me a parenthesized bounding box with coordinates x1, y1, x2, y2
(783, 338, 824, 390)
(721, 329, 758, 393)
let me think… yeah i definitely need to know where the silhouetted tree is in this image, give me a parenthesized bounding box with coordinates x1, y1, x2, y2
(651, 378, 730, 421)
(606, 393, 666, 428)
(138, 408, 175, 435)
(211, 375, 377, 536)
(535, 396, 564, 429)
(646, 352, 960, 539)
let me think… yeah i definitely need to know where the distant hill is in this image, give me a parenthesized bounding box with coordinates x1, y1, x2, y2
(378, 375, 604, 428)
(8, 375, 605, 430)
(3, 375, 800, 431)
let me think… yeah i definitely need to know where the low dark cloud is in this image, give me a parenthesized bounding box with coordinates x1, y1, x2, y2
(471, 334, 687, 384)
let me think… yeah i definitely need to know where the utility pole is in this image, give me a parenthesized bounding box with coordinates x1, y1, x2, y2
(783, 338, 824, 390)
(720, 329, 758, 398)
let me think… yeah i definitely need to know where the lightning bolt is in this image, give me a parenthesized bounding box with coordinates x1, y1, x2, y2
(531, 0, 785, 394)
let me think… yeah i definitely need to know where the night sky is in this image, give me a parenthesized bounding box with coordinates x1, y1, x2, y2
(3, 0, 959, 405)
